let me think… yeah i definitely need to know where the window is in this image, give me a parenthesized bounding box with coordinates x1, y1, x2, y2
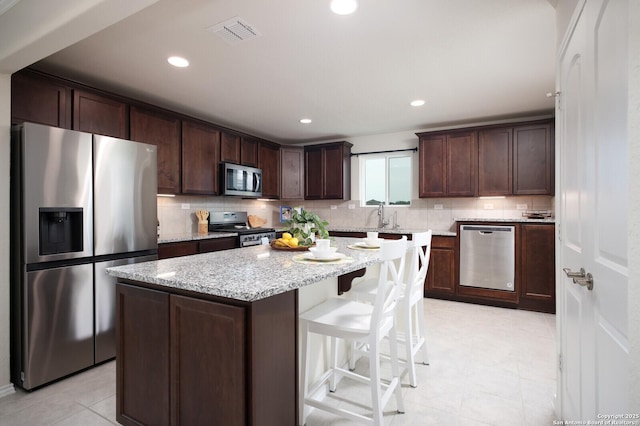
(361, 154, 412, 206)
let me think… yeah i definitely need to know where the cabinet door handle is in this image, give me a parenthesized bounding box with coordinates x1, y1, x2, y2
(562, 267, 585, 278)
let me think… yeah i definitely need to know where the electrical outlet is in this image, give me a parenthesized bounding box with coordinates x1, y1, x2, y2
(330, 205, 337, 210)
(181, 203, 190, 210)
(348, 204, 355, 210)
(517, 204, 528, 210)
(484, 203, 494, 210)
(434, 204, 443, 210)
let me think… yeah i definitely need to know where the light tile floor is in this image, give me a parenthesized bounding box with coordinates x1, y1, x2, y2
(0, 298, 558, 426)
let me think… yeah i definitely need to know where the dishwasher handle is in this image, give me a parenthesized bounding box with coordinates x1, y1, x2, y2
(461, 225, 515, 233)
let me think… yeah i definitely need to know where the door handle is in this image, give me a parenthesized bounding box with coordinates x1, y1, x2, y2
(562, 267, 585, 278)
(562, 267, 594, 290)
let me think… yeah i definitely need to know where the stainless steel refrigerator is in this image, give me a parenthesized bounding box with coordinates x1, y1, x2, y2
(10, 122, 157, 390)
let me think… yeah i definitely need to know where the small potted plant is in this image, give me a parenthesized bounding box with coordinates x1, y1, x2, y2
(284, 209, 329, 247)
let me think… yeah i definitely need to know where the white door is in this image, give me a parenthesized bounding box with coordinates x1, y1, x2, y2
(557, 0, 629, 420)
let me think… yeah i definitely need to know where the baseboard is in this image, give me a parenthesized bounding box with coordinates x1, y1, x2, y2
(0, 383, 16, 399)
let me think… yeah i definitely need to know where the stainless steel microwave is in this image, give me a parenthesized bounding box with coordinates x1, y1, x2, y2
(222, 162, 262, 197)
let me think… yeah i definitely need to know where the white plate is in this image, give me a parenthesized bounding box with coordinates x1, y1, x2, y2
(355, 241, 380, 249)
(301, 252, 346, 262)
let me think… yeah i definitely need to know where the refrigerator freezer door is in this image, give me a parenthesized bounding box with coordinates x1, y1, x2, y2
(23, 264, 94, 389)
(93, 136, 158, 256)
(94, 255, 157, 363)
(20, 123, 94, 264)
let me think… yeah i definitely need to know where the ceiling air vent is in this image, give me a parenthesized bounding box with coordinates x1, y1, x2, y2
(208, 17, 261, 45)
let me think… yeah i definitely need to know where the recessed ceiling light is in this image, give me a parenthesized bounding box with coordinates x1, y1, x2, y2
(167, 56, 189, 68)
(300, 118, 312, 124)
(330, 0, 358, 15)
(410, 99, 425, 107)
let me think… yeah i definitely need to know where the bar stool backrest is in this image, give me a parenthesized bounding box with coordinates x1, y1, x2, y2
(371, 236, 408, 336)
(405, 231, 432, 307)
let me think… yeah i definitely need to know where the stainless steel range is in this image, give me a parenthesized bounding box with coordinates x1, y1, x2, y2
(208, 211, 276, 247)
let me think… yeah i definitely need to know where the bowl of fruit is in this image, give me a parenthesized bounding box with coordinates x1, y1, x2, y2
(270, 232, 310, 251)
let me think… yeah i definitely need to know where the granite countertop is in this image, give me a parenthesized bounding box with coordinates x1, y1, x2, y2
(158, 231, 238, 244)
(327, 227, 457, 237)
(107, 237, 389, 302)
(454, 217, 556, 224)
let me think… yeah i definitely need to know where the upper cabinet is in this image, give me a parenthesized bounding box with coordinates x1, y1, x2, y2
(220, 132, 241, 164)
(73, 89, 128, 139)
(258, 141, 281, 199)
(418, 118, 554, 198)
(11, 69, 282, 198)
(478, 127, 513, 196)
(241, 137, 259, 167)
(280, 147, 304, 200)
(304, 141, 352, 200)
(418, 130, 477, 197)
(130, 106, 182, 194)
(11, 70, 71, 129)
(513, 122, 554, 195)
(181, 120, 220, 195)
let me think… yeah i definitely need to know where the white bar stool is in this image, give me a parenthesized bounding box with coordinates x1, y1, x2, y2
(299, 236, 408, 426)
(349, 231, 432, 387)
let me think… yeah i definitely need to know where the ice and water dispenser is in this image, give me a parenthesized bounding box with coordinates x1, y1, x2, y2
(38, 207, 84, 255)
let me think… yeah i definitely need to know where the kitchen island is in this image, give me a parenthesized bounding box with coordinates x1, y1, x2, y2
(106, 237, 397, 426)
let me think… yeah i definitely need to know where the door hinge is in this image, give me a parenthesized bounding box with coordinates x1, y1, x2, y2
(558, 353, 563, 372)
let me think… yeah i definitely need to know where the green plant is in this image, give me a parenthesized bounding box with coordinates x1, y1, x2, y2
(284, 209, 329, 246)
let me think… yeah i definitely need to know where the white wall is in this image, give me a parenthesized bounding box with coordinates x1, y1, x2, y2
(0, 75, 12, 396)
(628, 0, 640, 412)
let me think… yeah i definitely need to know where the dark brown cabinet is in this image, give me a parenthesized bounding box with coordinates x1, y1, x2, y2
(418, 119, 554, 197)
(424, 236, 457, 296)
(513, 122, 554, 195)
(130, 106, 181, 194)
(181, 120, 221, 195)
(418, 131, 477, 197)
(478, 127, 512, 196)
(221, 132, 241, 164)
(259, 141, 281, 199)
(158, 237, 236, 259)
(241, 137, 259, 167)
(304, 141, 352, 200)
(519, 224, 556, 313)
(11, 71, 71, 128)
(116, 283, 296, 426)
(73, 89, 128, 138)
(116, 284, 170, 426)
(170, 295, 246, 426)
(281, 147, 304, 199)
(454, 221, 556, 313)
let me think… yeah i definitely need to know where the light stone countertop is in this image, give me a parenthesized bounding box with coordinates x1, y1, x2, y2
(454, 217, 555, 224)
(107, 237, 389, 302)
(158, 231, 238, 244)
(327, 227, 456, 237)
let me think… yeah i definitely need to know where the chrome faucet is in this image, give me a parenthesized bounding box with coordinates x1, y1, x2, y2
(377, 204, 389, 228)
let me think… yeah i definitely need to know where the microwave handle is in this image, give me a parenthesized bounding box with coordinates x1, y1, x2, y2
(253, 172, 261, 192)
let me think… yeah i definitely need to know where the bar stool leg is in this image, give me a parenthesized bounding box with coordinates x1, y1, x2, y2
(329, 336, 338, 392)
(299, 323, 309, 426)
(389, 325, 405, 414)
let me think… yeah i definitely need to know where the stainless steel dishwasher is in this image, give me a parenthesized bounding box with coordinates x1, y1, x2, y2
(459, 224, 515, 291)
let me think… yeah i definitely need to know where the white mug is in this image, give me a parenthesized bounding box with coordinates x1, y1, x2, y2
(366, 231, 378, 240)
(315, 238, 331, 252)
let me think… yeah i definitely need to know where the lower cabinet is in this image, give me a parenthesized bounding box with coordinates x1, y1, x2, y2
(424, 236, 457, 297)
(116, 283, 297, 426)
(158, 237, 236, 259)
(519, 224, 556, 313)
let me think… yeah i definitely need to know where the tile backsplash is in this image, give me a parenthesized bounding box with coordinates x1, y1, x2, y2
(157, 195, 554, 235)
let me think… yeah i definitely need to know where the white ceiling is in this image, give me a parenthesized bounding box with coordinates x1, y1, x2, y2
(31, 0, 557, 144)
